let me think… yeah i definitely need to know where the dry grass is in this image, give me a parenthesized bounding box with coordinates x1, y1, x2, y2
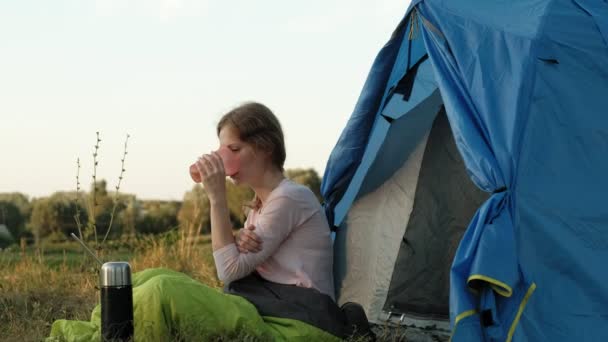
(129, 234, 220, 288)
(0, 230, 220, 342)
(0, 232, 443, 342)
(0, 251, 98, 342)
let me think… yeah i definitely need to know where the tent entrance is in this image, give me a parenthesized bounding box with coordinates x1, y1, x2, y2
(382, 107, 488, 322)
(332, 96, 488, 327)
(329, 7, 487, 328)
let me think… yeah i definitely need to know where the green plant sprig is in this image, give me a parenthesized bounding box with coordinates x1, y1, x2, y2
(74, 157, 84, 240)
(101, 133, 130, 245)
(90, 132, 101, 245)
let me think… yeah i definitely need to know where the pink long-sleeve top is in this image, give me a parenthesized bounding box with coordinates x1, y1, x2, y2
(213, 179, 335, 300)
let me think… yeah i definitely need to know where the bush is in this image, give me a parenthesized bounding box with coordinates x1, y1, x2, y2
(29, 193, 87, 240)
(136, 201, 180, 234)
(0, 201, 26, 240)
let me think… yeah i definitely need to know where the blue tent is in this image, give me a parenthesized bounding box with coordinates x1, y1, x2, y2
(322, 0, 608, 340)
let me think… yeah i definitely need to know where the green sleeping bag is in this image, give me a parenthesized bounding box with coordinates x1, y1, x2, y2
(47, 268, 341, 341)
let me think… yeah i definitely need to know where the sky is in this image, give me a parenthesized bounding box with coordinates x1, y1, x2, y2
(0, 0, 410, 201)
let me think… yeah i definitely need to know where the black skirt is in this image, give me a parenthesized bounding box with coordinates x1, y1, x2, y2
(224, 273, 350, 338)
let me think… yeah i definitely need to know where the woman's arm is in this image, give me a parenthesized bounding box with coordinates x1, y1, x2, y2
(209, 194, 235, 252)
(236, 224, 263, 254)
(213, 195, 303, 283)
(195, 152, 234, 251)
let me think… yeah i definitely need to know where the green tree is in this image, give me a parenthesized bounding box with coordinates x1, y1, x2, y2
(178, 185, 210, 234)
(0, 192, 31, 219)
(117, 195, 139, 236)
(136, 200, 180, 234)
(225, 181, 254, 228)
(285, 168, 322, 201)
(178, 180, 254, 235)
(86, 180, 112, 237)
(79, 179, 132, 240)
(0, 200, 25, 240)
(29, 193, 87, 241)
(0, 193, 32, 240)
(29, 198, 53, 240)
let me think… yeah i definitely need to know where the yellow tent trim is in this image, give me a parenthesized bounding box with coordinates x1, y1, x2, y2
(506, 282, 537, 342)
(467, 274, 513, 297)
(449, 309, 478, 342)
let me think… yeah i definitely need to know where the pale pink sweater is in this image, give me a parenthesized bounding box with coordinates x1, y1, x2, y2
(213, 179, 335, 300)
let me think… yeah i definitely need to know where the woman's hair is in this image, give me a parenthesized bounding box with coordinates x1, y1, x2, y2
(217, 102, 286, 212)
(217, 102, 286, 172)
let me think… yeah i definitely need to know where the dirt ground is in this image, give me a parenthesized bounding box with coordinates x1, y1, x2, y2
(371, 325, 450, 342)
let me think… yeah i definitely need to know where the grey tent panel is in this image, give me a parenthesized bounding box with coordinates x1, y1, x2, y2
(382, 108, 489, 319)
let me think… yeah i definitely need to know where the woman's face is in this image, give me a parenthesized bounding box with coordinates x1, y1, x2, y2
(218, 124, 270, 187)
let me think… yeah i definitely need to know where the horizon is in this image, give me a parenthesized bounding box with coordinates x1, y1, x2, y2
(0, 0, 410, 201)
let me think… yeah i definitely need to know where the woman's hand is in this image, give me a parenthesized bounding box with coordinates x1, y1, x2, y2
(195, 151, 227, 204)
(236, 224, 263, 254)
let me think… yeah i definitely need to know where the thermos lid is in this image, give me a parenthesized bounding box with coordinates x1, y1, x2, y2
(100, 262, 132, 287)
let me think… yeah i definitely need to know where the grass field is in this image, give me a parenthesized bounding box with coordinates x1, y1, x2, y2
(0, 232, 223, 341)
(0, 232, 444, 342)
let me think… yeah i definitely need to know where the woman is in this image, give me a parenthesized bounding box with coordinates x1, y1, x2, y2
(198, 102, 335, 298)
(198, 102, 355, 337)
(48, 103, 366, 342)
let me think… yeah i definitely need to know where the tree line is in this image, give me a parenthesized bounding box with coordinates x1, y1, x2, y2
(0, 168, 322, 248)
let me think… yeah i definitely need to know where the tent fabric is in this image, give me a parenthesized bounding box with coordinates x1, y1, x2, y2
(383, 109, 488, 319)
(321, 14, 410, 228)
(417, 0, 608, 340)
(322, 0, 608, 341)
(327, 27, 442, 229)
(331, 61, 447, 325)
(333, 131, 428, 323)
(47, 268, 340, 342)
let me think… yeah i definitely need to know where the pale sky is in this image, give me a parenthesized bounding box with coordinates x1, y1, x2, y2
(0, 0, 410, 201)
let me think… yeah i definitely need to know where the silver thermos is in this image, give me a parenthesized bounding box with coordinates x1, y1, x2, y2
(100, 262, 134, 341)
